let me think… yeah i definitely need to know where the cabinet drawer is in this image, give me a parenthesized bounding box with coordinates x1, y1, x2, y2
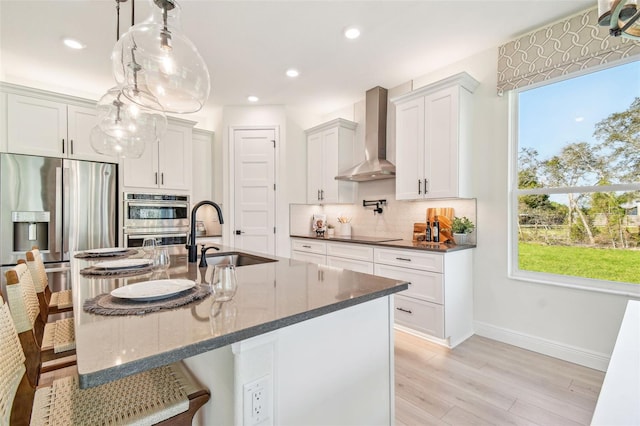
(327, 256, 374, 274)
(291, 239, 326, 255)
(291, 251, 326, 265)
(394, 294, 444, 338)
(374, 263, 443, 304)
(374, 248, 443, 273)
(326, 242, 373, 262)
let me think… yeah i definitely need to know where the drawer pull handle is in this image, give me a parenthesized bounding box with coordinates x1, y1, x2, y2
(302, 245, 312, 248)
(396, 307, 413, 314)
(395, 257, 412, 262)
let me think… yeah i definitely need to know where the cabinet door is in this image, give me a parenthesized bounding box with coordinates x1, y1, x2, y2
(395, 97, 425, 200)
(327, 256, 374, 274)
(123, 139, 159, 188)
(159, 124, 192, 191)
(306, 132, 323, 203)
(67, 105, 115, 163)
(320, 127, 339, 203)
(191, 130, 214, 203)
(291, 251, 326, 265)
(424, 86, 458, 199)
(7, 94, 67, 157)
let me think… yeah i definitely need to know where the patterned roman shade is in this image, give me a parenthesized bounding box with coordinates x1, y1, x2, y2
(497, 7, 640, 94)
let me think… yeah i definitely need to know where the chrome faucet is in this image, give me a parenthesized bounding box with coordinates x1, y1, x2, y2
(187, 200, 224, 263)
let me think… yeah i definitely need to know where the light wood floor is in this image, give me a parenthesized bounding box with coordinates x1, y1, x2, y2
(395, 331, 605, 426)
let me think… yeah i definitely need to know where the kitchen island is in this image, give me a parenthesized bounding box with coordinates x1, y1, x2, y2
(71, 247, 408, 425)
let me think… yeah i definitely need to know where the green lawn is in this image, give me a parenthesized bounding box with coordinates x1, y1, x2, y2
(519, 242, 640, 284)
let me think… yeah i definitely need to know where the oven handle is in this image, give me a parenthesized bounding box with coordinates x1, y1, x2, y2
(126, 233, 188, 240)
(125, 202, 189, 208)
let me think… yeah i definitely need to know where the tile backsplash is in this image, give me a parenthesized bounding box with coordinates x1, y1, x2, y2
(290, 197, 477, 244)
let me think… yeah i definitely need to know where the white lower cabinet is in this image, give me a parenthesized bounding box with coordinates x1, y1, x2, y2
(291, 239, 327, 265)
(374, 247, 473, 348)
(290, 238, 473, 347)
(394, 295, 444, 338)
(326, 256, 374, 274)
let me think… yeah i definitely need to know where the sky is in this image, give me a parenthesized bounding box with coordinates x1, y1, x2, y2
(518, 60, 640, 162)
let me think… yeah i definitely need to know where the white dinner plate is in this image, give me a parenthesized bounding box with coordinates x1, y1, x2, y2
(110, 279, 196, 301)
(93, 259, 152, 270)
(85, 247, 129, 255)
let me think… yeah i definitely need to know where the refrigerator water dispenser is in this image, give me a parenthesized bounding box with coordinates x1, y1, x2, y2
(12, 211, 49, 252)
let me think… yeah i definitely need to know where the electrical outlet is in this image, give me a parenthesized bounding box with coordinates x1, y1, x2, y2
(243, 375, 271, 426)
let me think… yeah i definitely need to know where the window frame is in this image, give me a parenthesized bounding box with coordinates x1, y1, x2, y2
(508, 61, 640, 297)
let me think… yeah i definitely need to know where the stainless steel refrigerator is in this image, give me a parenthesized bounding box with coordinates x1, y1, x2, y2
(0, 153, 117, 267)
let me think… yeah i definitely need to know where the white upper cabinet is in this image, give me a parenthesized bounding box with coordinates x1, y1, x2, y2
(305, 118, 357, 204)
(4, 89, 114, 163)
(392, 72, 478, 200)
(123, 121, 193, 191)
(191, 128, 215, 203)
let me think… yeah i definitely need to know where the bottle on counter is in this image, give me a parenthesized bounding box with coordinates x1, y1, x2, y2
(425, 220, 432, 242)
(432, 216, 440, 242)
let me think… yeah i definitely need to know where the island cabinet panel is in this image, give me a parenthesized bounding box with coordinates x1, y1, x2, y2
(123, 121, 193, 191)
(392, 72, 478, 200)
(305, 118, 358, 204)
(4, 90, 114, 163)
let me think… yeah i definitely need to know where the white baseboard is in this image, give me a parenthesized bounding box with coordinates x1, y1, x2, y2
(474, 320, 610, 372)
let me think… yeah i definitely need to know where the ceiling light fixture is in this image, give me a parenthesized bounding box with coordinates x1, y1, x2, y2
(248, 96, 259, 102)
(63, 38, 86, 50)
(91, 0, 167, 159)
(344, 27, 361, 40)
(598, 0, 640, 39)
(112, 0, 211, 113)
(286, 68, 299, 78)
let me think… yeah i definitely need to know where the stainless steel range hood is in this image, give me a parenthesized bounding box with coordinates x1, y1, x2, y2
(335, 86, 396, 182)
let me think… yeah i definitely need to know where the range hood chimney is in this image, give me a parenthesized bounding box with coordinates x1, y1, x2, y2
(335, 86, 396, 182)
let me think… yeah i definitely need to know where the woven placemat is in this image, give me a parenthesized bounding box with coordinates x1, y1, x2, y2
(74, 249, 139, 259)
(80, 264, 155, 278)
(83, 284, 211, 316)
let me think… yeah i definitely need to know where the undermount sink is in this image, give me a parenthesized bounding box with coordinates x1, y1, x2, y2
(203, 251, 277, 267)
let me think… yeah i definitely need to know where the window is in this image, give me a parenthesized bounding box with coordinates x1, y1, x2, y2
(511, 60, 640, 293)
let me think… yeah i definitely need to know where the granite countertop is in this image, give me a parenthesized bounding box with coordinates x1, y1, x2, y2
(72, 247, 408, 388)
(290, 234, 476, 252)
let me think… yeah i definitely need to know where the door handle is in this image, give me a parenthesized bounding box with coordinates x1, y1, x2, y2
(62, 138, 65, 154)
(161, 172, 164, 185)
(396, 307, 413, 314)
(424, 178, 428, 193)
(155, 172, 158, 185)
(70, 139, 74, 155)
(418, 179, 422, 195)
(317, 189, 321, 201)
(235, 230, 244, 235)
(320, 189, 324, 200)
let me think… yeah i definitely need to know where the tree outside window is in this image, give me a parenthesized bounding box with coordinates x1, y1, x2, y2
(513, 60, 640, 290)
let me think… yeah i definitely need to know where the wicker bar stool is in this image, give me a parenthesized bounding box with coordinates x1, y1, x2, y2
(25, 247, 73, 321)
(0, 294, 210, 425)
(4, 263, 76, 386)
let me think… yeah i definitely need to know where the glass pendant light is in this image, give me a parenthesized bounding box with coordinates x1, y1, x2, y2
(91, 86, 167, 158)
(112, 0, 211, 114)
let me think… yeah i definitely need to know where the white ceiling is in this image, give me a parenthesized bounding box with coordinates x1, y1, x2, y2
(0, 0, 593, 117)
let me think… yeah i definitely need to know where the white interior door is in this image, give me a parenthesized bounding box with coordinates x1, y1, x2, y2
(233, 128, 276, 255)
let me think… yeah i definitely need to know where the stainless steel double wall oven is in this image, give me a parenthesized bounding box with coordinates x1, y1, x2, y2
(123, 193, 189, 254)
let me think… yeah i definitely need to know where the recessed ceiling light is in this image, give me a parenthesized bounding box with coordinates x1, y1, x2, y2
(248, 96, 259, 102)
(344, 27, 361, 40)
(63, 38, 86, 50)
(286, 69, 299, 78)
